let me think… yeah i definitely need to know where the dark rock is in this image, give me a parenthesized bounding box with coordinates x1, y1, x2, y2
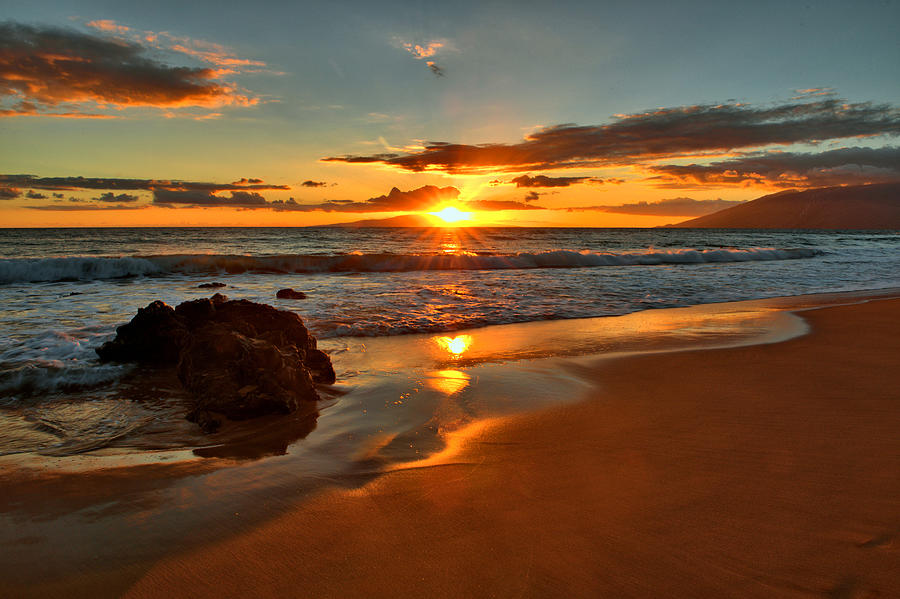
(276, 288, 307, 300)
(178, 323, 319, 420)
(96, 300, 188, 364)
(305, 347, 337, 385)
(186, 409, 222, 434)
(198, 282, 227, 289)
(97, 296, 334, 431)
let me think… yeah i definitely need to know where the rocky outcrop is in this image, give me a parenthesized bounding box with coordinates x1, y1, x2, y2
(97, 294, 334, 431)
(95, 300, 188, 364)
(178, 324, 318, 419)
(198, 282, 226, 288)
(276, 288, 307, 299)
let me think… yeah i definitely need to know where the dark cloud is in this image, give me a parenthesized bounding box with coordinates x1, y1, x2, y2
(25, 190, 47, 199)
(523, 191, 541, 201)
(357, 185, 459, 212)
(301, 180, 328, 187)
(426, 61, 445, 77)
(27, 203, 148, 211)
(646, 146, 900, 189)
(512, 174, 592, 188)
(153, 189, 269, 207)
(0, 22, 254, 117)
(152, 185, 462, 213)
(466, 199, 542, 211)
(565, 197, 745, 216)
(0, 174, 288, 192)
(323, 98, 900, 174)
(95, 192, 139, 203)
(0, 187, 22, 199)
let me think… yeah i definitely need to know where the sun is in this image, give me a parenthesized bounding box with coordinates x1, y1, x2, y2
(430, 206, 472, 225)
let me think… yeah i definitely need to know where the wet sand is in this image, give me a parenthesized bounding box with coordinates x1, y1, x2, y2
(113, 297, 900, 598)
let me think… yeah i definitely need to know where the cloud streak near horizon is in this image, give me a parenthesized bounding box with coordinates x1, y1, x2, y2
(323, 98, 900, 174)
(0, 21, 259, 117)
(646, 146, 900, 188)
(150, 184, 543, 213)
(511, 174, 602, 188)
(0, 174, 288, 192)
(565, 197, 745, 216)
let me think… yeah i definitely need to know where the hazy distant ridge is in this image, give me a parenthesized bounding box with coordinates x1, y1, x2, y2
(323, 214, 439, 228)
(670, 183, 900, 229)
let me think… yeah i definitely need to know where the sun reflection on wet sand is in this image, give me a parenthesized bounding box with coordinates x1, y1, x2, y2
(434, 334, 472, 357)
(424, 369, 471, 395)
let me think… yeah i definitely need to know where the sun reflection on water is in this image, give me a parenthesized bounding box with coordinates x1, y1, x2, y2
(424, 369, 470, 395)
(434, 334, 472, 357)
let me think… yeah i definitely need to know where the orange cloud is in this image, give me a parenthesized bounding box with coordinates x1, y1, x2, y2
(85, 19, 130, 34)
(0, 22, 258, 117)
(402, 41, 444, 59)
(167, 41, 266, 68)
(0, 187, 21, 199)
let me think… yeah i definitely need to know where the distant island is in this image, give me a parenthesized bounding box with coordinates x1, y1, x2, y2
(322, 214, 515, 228)
(670, 182, 900, 229)
(323, 214, 441, 228)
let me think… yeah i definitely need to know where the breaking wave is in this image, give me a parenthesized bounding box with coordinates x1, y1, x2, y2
(0, 248, 823, 283)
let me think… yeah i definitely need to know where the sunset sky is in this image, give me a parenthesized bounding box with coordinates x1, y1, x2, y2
(2, 0, 899, 227)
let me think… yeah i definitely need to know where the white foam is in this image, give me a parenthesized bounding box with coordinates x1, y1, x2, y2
(0, 361, 130, 399)
(0, 256, 161, 283)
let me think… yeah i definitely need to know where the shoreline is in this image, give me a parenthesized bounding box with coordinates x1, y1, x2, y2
(2, 291, 899, 597)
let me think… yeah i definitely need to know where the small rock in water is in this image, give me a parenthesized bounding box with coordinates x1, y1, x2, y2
(276, 288, 307, 299)
(198, 282, 227, 289)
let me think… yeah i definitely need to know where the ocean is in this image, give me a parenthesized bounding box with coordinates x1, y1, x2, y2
(1, 227, 898, 459)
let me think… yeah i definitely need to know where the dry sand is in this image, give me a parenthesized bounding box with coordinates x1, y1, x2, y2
(118, 298, 900, 598)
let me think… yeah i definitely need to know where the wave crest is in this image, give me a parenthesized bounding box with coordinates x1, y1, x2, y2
(0, 248, 822, 283)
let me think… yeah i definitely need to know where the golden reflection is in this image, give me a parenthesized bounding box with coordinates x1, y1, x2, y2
(440, 239, 461, 254)
(434, 334, 472, 357)
(424, 369, 470, 395)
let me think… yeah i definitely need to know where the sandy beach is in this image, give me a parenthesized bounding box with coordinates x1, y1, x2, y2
(3, 294, 898, 598)
(5, 1, 899, 596)
(123, 296, 897, 597)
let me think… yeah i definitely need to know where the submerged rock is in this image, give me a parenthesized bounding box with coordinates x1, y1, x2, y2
(197, 282, 227, 289)
(97, 295, 334, 430)
(276, 288, 307, 300)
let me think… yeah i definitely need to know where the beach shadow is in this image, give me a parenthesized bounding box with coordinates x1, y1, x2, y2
(192, 408, 319, 460)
